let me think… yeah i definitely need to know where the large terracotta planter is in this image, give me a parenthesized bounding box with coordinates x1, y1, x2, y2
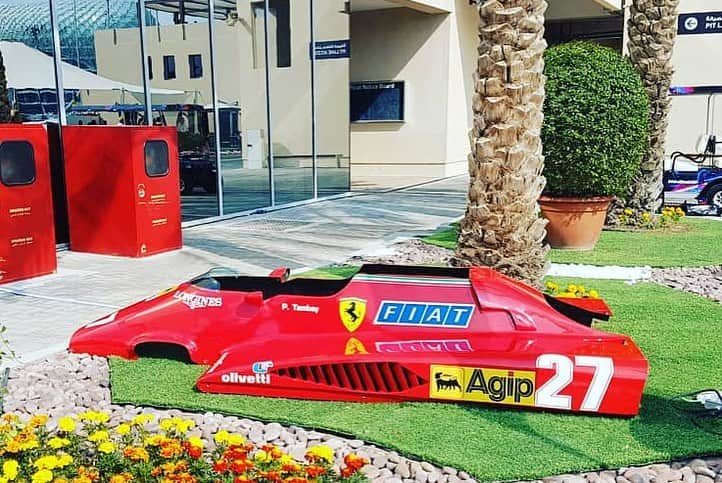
(538, 195, 612, 250)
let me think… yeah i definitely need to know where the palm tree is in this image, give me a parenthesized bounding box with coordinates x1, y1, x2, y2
(453, 0, 549, 286)
(0, 50, 13, 123)
(626, 0, 680, 213)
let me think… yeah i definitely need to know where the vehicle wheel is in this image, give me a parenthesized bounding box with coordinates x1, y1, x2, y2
(708, 184, 722, 210)
(180, 177, 193, 195)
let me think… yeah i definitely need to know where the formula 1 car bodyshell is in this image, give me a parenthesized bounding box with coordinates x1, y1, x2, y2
(69, 265, 649, 416)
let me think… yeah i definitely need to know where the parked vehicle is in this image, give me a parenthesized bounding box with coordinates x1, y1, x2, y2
(663, 134, 722, 212)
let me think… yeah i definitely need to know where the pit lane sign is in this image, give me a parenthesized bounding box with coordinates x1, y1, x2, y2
(678, 12, 722, 35)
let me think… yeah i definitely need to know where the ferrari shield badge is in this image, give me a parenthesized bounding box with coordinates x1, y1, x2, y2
(344, 337, 368, 355)
(339, 297, 366, 332)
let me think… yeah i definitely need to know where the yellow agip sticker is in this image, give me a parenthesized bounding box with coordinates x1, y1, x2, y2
(430, 364, 536, 406)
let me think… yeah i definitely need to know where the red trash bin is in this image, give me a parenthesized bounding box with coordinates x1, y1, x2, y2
(0, 125, 57, 284)
(63, 126, 182, 257)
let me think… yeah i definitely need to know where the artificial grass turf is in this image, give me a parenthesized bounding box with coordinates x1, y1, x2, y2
(110, 279, 722, 481)
(423, 218, 722, 267)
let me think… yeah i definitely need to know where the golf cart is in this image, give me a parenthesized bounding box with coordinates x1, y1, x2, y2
(663, 87, 722, 214)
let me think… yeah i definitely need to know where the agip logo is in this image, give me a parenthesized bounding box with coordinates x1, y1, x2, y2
(429, 364, 536, 407)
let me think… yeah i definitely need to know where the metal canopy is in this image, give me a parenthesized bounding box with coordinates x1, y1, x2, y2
(144, 0, 236, 20)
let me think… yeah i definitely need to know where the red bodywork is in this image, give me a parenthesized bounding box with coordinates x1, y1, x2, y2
(70, 265, 649, 416)
(63, 126, 182, 257)
(0, 125, 57, 284)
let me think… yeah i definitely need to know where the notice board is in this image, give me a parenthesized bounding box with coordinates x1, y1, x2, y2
(350, 81, 404, 122)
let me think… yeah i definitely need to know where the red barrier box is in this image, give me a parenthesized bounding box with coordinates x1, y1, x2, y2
(63, 126, 182, 257)
(0, 125, 57, 284)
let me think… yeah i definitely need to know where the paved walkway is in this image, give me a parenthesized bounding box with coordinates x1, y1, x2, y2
(0, 176, 467, 363)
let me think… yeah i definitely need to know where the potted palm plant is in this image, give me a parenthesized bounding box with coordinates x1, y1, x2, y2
(540, 42, 649, 250)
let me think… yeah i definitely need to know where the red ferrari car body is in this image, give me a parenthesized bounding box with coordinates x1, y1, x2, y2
(69, 265, 649, 416)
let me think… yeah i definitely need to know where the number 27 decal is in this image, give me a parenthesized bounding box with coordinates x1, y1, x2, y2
(536, 354, 614, 412)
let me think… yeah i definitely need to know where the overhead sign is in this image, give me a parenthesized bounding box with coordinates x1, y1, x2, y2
(311, 40, 350, 60)
(678, 12, 722, 35)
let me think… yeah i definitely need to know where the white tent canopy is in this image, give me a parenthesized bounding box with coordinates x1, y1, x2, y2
(0, 41, 181, 94)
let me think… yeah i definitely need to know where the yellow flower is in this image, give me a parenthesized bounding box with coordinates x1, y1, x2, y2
(88, 431, 109, 442)
(116, 424, 131, 436)
(624, 208, 633, 215)
(56, 454, 72, 468)
(58, 417, 75, 433)
(213, 430, 230, 445)
(254, 450, 270, 463)
(159, 419, 174, 432)
(228, 434, 245, 446)
(131, 414, 154, 426)
(78, 411, 109, 424)
(187, 436, 203, 449)
(3, 460, 19, 480)
(29, 415, 49, 428)
(176, 420, 195, 433)
(48, 437, 70, 449)
(98, 441, 116, 454)
(31, 470, 53, 483)
(566, 284, 578, 294)
(0, 476, 7, 483)
(34, 456, 59, 470)
(642, 212, 651, 221)
(589, 289, 600, 299)
(305, 445, 334, 463)
(545, 281, 558, 292)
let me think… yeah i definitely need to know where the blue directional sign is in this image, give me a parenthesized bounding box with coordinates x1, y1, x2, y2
(311, 40, 350, 60)
(678, 12, 722, 35)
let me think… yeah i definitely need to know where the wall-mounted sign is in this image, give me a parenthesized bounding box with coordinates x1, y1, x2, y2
(311, 40, 350, 60)
(678, 12, 722, 35)
(350, 81, 405, 123)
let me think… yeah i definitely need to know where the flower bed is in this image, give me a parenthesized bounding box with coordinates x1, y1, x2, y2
(0, 412, 368, 483)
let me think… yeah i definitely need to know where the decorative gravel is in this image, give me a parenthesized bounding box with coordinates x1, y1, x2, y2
(345, 239, 453, 266)
(651, 265, 722, 304)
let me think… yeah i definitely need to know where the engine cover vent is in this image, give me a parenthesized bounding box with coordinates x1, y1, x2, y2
(274, 362, 426, 393)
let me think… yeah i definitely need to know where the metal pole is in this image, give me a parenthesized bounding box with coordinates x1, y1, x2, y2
(310, 0, 317, 198)
(207, 0, 224, 215)
(48, 0, 66, 125)
(137, 0, 152, 125)
(263, 0, 275, 206)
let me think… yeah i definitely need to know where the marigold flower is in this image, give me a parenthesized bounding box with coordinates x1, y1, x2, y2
(254, 450, 270, 463)
(32, 470, 53, 483)
(3, 460, 19, 480)
(57, 454, 73, 468)
(109, 475, 127, 483)
(303, 465, 326, 478)
(229, 459, 254, 474)
(131, 414, 154, 426)
(566, 284, 578, 294)
(48, 437, 71, 449)
(115, 424, 131, 435)
(213, 430, 230, 445)
(88, 431, 109, 443)
(589, 289, 600, 299)
(98, 441, 116, 454)
(212, 460, 228, 473)
(343, 453, 368, 471)
(58, 417, 76, 433)
(34, 456, 60, 470)
(228, 434, 245, 446)
(123, 446, 149, 462)
(29, 415, 49, 428)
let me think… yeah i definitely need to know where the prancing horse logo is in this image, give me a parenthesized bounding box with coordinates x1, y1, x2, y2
(339, 298, 367, 332)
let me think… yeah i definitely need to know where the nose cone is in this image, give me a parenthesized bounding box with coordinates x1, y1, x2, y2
(69, 310, 135, 358)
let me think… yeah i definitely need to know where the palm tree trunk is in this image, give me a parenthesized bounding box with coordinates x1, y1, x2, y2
(453, 0, 549, 286)
(626, 0, 680, 213)
(0, 50, 13, 123)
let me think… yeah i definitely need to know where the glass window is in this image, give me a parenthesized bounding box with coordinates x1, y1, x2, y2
(148, 56, 154, 80)
(0, 142, 36, 186)
(144, 141, 169, 177)
(188, 54, 203, 79)
(251, 0, 291, 68)
(163, 55, 176, 80)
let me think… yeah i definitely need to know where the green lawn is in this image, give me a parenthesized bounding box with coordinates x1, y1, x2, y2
(110, 279, 722, 481)
(424, 219, 722, 267)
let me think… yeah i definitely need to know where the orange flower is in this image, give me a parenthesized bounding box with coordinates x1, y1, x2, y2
(159, 440, 183, 458)
(343, 453, 368, 471)
(283, 479, 308, 483)
(281, 463, 301, 473)
(258, 471, 282, 483)
(304, 466, 326, 478)
(229, 459, 254, 474)
(123, 446, 150, 462)
(212, 460, 228, 473)
(182, 442, 203, 459)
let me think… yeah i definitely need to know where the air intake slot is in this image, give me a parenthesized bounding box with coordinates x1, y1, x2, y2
(274, 362, 426, 393)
